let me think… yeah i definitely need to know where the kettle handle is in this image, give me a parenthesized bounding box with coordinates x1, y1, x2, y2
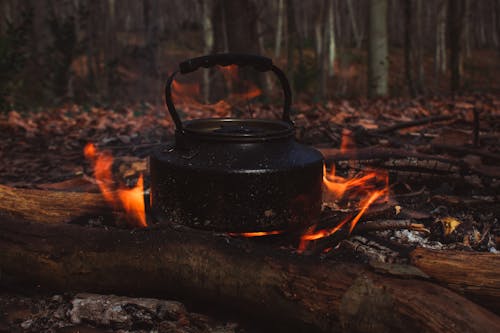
(165, 53, 292, 132)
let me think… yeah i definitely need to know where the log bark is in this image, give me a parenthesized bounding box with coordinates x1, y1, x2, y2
(0, 184, 108, 224)
(0, 217, 499, 333)
(410, 247, 500, 314)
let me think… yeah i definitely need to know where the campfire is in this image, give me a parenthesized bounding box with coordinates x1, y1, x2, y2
(0, 54, 499, 333)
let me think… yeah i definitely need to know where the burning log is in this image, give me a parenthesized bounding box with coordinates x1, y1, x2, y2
(0, 214, 499, 332)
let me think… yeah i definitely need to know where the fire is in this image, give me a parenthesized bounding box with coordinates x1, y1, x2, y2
(220, 65, 262, 102)
(227, 230, 283, 237)
(171, 65, 262, 113)
(84, 143, 147, 228)
(298, 132, 389, 253)
(171, 80, 202, 106)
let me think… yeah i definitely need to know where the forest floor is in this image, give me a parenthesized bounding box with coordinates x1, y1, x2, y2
(0, 94, 499, 332)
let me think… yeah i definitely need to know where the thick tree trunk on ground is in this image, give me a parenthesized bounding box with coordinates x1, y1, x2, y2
(410, 247, 500, 314)
(367, 0, 389, 98)
(0, 215, 499, 332)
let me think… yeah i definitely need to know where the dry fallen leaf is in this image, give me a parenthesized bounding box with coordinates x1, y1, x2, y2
(437, 216, 462, 236)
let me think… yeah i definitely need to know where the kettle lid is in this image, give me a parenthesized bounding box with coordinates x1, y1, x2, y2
(180, 118, 294, 142)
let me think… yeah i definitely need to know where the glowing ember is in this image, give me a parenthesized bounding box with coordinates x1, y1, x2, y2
(227, 230, 284, 237)
(84, 143, 147, 228)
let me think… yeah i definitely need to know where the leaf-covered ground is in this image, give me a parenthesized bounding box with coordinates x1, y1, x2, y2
(1, 94, 499, 251)
(1, 94, 498, 186)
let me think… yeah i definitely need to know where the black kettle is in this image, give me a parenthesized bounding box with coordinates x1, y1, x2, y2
(150, 53, 323, 233)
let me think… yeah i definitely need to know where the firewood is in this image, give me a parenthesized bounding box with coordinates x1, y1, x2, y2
(0, 217, 499, 333)
(410, 247, 500, 315)
(0, 184, 109, 224)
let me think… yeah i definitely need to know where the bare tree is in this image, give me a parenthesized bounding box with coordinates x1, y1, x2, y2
(448, 0, 466, 92)
(435, 0, 447, 77)
(367, 0, 388, 97)
(496, 0, 500, 53)
(404, 0, 415, 96)
(316, 0, 328, 99)
(327, 0, 336, 77)
(274, 0, 284, 58)
(201, 0, 213, 103)
(347, 0, 362, 48)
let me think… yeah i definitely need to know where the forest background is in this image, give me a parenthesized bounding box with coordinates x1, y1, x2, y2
(0, 0, 499, 112)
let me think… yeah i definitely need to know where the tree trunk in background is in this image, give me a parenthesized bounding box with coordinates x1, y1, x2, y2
(317, 0, 328, 100)
(404, 0, 415, 97)
(284, 0, 304, 96)
(464, 0, 472, 58)
(497, 0, 500, 53)
(347, 0, 362, 48)
(201, 0, 213, 103)
(274, 0, 284, 58)
(211, 0, 259, 101)
(286, 0, 298, 90)
(367, 0, 388, 98)
(314, 10, 323, 58)
(435, 0, 447, 78)
(449, 0, 465, 92)
(26, 0, 48, 102)
(102, 0, 117, 98)
(491, 0, 499, 49)
(414, 0, 425, 94)
(0, 1, 11, 34)
(327, 0, 336, 77)
(212, 0, 258, 54)
(143, 0, 160, 105)
(405, 0, 425, 97)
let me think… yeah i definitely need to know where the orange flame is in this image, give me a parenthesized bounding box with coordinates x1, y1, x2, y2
(228, 230, 284, 237)
(220, 65, 239, 82)
(298, 132, 389, 253)
(170, 65, 262, 116)
(221, 65, 262, 102)
(84, 143, 147, 228)
(171, 80, 202, 106)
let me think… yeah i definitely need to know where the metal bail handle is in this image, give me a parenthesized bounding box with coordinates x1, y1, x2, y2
(165, 53, 292, 132)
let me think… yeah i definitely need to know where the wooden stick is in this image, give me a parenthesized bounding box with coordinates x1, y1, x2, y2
(372, 114, 455, 134)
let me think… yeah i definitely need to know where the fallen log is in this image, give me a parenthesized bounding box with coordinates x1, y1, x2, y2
(0, 217, 499, 333)
(410, 247, 500, 315)
(0, 184, 109, 224)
